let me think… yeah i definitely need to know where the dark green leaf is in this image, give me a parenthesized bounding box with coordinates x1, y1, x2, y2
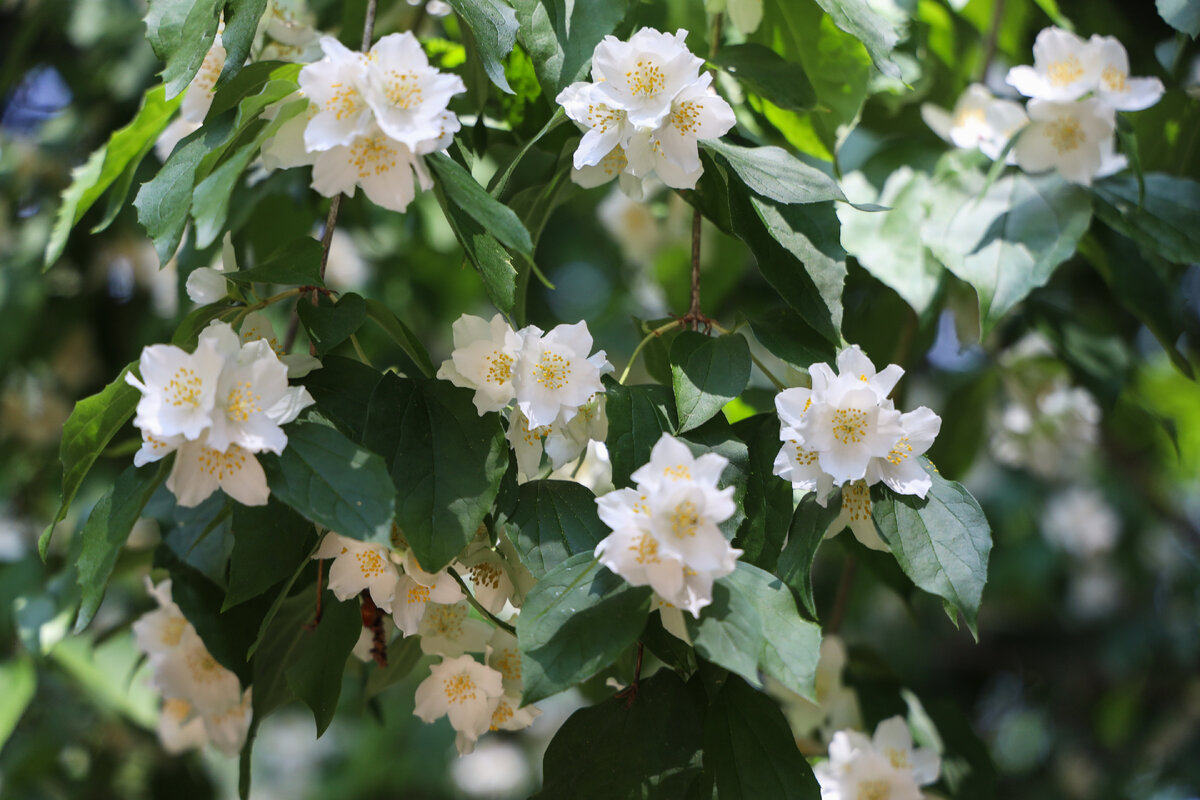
(704, 675, 822, 799)
(705, 140, 848, 205)
(285, 595, 360, 736)
(428, 152, 534, 257)
(230, 237, 324, 287)
(516, 553, 652, 704)
(746, 306, 836, 372)
(42, 364, 139, 559)
(262, 421, 397, 542)
(508, 480, 608, 578)
(365, 636, 424, 698)
(145, 0, 222, 98)
(709, 43, 816, 112)
(512, 0, 630, 95)
(445, 0, 519, 93)
(300, 355, 383, 442)
(670, 332, 752, 433)
(776, 492, 842, 620)
(74, 463, 167, 632)
(225, 500, 317, 610)
(605, 382, 678, 488)
(534, 670, 704, 800)
(217, 0, 270, 87)
(686, 562, 822, 700)
(363, 376, 507, 571)
(432, 183, 518, 317)
(1093, 172, 1200, 265)
(250, 591, 314, 718)
(296, 292, 367, 356)
(731, 415, 795, 572)
(871, 465, 992, 637)
(364, 298, 436, 379)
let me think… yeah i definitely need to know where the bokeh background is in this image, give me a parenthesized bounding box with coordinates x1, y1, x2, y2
(1, 0, 1199, 797)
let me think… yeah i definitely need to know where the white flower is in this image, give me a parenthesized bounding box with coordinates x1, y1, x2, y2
(158, 698, 209, 754)
(310, 125, 433, 213)
(418, 600, 492, 657)
(651, 594, 691, 644)
(624, 72, 736, 190)
(512, 322, 611, 429)
(264, 0, 320, 49)
(549, 438, 614, 494)
(181, 35, 226, 124)
(238, 311, 322, 379)
(363, 32, 467, 150)
(1090, 35, 1164, 111)
(1013, 97, 1118, 186)
(202, 688, 254, 757)
(557, 81, 637, 173)
(594, 434, 741, 617)
(570, 144, 647, 196)
(413, 654, 505, 751)
(132, 578, 201, 659)
(506, 407, 552, 479)
(313, 532, 400, 613)
(863, 407, 942, 499)
(815, 716, 940, 800)
(299, 37, 374, 152)
(774, 388, 836, 500)
(152, 627, 244, 715)
(484, 628, 524, 695)
(827, 480, 887, 552)
(590, 29, 705, 129)
(186, 234, 236, 305)
(166, 435, 271, 507)
(1006, 27, 1101, 102)
(921, 83, 1028, 162)
(456, 542, 516, 617)
(392, 567, 462, 637)
(597, 183, 664, 264)
(437, 313, 525, 415)
(126, 337, 227, 441)
(205, 338, 295, 455)
(1041, 487, 1120, 559)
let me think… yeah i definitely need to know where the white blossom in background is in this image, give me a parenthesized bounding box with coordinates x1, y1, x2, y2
(1013, 97, 1120, 186)
(594, 434, 741, 616)
(154, 33, 226, 160)
(766, 635, 862, 744)
(437, 314, 526, 414)
(239, 310, 323, 378)
(705, 0, 763, 34)
(313, 532, 400, 612)
(1090, 36, 1164, 111)
(549, 439, 614, 494)
(557, 27, 735, 192)
(157, 698, 209, 754)
(1041, 487, 1120, 559)
(921, 83, 1028, 162)
(597, 182, 664, 264)
(990, 371, 1100, 479)
(1006, 27, 1101, 102)
(260, 0, 322, 62)
(413, 654, 505, 754)
(815, 716, 940, 800)
(418, 600, 492, 657)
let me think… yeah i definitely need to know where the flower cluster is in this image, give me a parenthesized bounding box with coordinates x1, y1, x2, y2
(556, 27, 736, 194)
(263, 32, 465, 212)
(774, 345, 941, 552)
(921, 83, 1028, 163)
(815, 717, 941, 800)
(312, 529, 538, 754)
(438, 313, 612, 481)
(126, 319, 314, 508)
(594, 434, 741, 618)
(133, 579, 252, 756)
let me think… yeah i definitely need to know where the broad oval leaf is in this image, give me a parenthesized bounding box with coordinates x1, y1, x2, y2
(1093, 172, 1200, 265)
(296, 292, 367, 357)
(604, 382, 678, 488)
(709, 43, 817, 112)
(670, 331, 752, 433)
(705, 140, 848, 205)
(512, 0, 630, 95)
(508, 480, 608, 578)
(445, 0, 519, 94)
(284, 595, 360, 737)
(731, 414, 796, 571)
(225, 500, 317, 611)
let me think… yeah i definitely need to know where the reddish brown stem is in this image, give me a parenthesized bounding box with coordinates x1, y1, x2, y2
(359, 591, 389, 667)
(307, 557, 325, 630)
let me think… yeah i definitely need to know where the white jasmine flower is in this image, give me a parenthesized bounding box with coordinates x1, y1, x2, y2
(413, 655, 505, 752)
(180, 35, 226, 124)
(310, 125, 433, 213)
(549, 439, 614, 494)
(624, 72, 736, 190)
(264, 0, 319, 48)
(456, 542, 516, 617)
(597, 183, 664, 264)
(815, 716, 940, 800)
(921, 83, 1028, 162)
(506, 407, 552, 479)
(152, 629, 244, 715)
(393, 569, 463, 637)
(1041, 487, 1120, 559)
(299, 36, 374, 152)
(158, 698, 209, 754)
(557, 81, 637, 173)
(238, 311, 323, 379)
(155, 117, 201, 162)
(827, 480, 888, 552)
(570, 144, 647, 196)
(512, 322, 611, 429)
(313, 532, 400, 613)
(202, 688, 254, 757)
(417, 600, 492, 657)
(594, 434, 741, 617)
(126, 337, 227, 441)
(1013, 97, 1118, 186)
(205, 338, 294, 455)
(1090, 35, 1164, 111)
(437, 313, 525, 415)
(863, 407, 942, 499)
(590, 28, 705, 129)
(484, 628, 524, 695)
(363, 32, 467, 150)
(261, 101, 318, 170)
(1006, 27, 1101, 102)
(185, 234, 237, 305)
(166, 435, 270, 507)
(132, 578, 202, 660)
(651, 594, 691, 644)
(774, 388, 836, 500)
(133, 430, 186, 469)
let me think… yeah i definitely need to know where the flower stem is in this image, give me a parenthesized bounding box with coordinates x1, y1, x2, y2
(619, 319, 684, 385)
(750, 352, 788, 392)
(448, 566, 517, 635)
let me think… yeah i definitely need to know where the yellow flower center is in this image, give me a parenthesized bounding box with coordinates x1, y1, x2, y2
(197, 444, 248, 481)
(161, 617, 188, 647)
(485, 351, 513, 385)
(670, 100, 701, 136)
(224, 380, 262, 423)
(832, 408, 868, 444)
(327, 81, 363, 121)
(187, 650, 224, 684)
(1047, 56, 1084, 87)
(384, 70, 423, 109)
(1046, 117, 1085, 154)
(857, 781, 891, 800)
(626, 58, 665, 97)
(469, 562, 504, 591)
(490, 700, 514, 730)
(886, 748, 910, 769)
(533, 351, 571, 390)
(492, 648, 521, 682)
(1101, 66, 1128, 92)
(629, 533, 659, 564)
(600, 145, 628, 176)
(662, 464, 691, 480)
(842, 481, 871, 522)
(885, 436, 914, 466)
(425, 603, 465, 638)
(585, 102, 623, 133)
(407, 583, 430, 604)
(351, 135, 399, 178)
(167, 367, 204, 408)
(670, 500, 699, 538)
(443, 672, 477, 705)
(356, 548, 387, 579)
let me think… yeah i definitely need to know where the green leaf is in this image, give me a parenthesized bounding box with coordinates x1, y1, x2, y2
(45, 86, 182, 268)
(230, 237, 324, 287)
(300, 355, 383, 442)
(42, 363, 139, 559)
(1157, 0, 1200, 35)
(249, 591, 315, 719)
(731, 415, 795, 572)
(74, 463, 167, 633)
(811, 0, 904, 81)
(172, 304, 232, 348)
(746, 306, 836, 371)
(508, 480, 608, 578)
(517, 554, 653, 705)
(428, 153, 534, 257)
(871, 465, 993, 637)
(604, 382, 679, 488)
(145, 0, 223, 98)
(133, 114, 235, 263)
(686, 562, 822, 700)
(1093, 173, 1200, 265)
(445, 0, 519, 93)
(839, 168, 943, 315)
(364, 298, 436, 379)
(775, 492, 842, 620)
(534, 670, 704, 800)
(432, 182, 518, 317)
(363, 376, 507, 571)
(296, 292, 368, 357)
(217, 0, 270, 87)
(225, 500, 317, 610)
(284, 595, 360, 736)
(671, 332, 752, 433)
(705, 140, 848, 206)
(365, 636, 424, 698)
(262, 421, 397, 542)
(0, 655, 36, 752)
(709, 43, 816, 112)
(704, 675, 822, 799)
(512, 0, 629, 95)
(925, 170, 1092, 335)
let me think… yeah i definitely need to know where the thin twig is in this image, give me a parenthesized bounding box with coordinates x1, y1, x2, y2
(687, 209, 703, 325)
(448, 567, 517, 635)
(362, 0, 379, 50)
(979, 0, 1006, 83)
(318, 194, 342, 283)
(750, 352, 787, 392)
(618, 319, 684, 384)
(307, 557, 325, 630)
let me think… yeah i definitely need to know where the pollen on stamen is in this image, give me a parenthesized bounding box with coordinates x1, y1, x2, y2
(442, 672, 478, 705)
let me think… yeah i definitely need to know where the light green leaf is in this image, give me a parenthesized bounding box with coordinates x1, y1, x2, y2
(363, 376, 507, 571)
(145, 0, 222, 98)
(445, 0, 519, 93)
(262, 421, 397, 543)
(217, 0, 270, 87)
(871, 464, 993, 637)
(516, 553, 652, 705)
(670, 332, 752, 433)
(1157, 0, 1200, 36)
(705, 140, 848, 205)
(811, 0, 905, 81)
(508, 480, 608, 578)
(432, 181, 518, 318)
(0, 655, 36, 753)
(709, 43, 817, 112)
(285, 595, 360, 736)
(42, 363, 139, 559)
(428, 153, 534, 257)
(1093, 172, 1200, 265)
(686, 562, 823, 700)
